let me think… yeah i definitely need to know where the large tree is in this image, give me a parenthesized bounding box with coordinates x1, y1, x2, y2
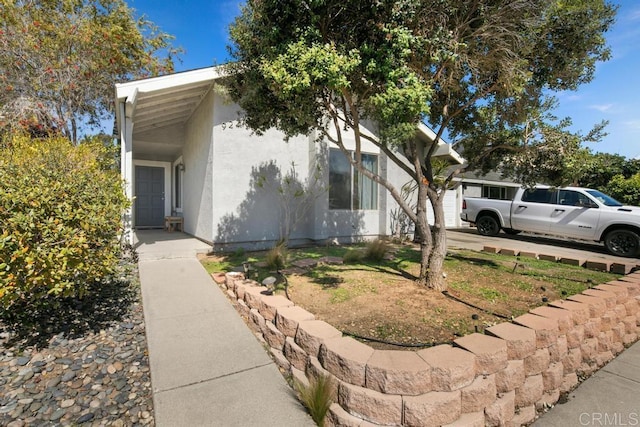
(0, 0, 180, 143)
(226, 0, 616, 290)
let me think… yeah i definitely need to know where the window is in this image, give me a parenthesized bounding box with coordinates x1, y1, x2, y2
(559, 190, 598, 208)
(174, 163, 182, 210)
(329, 149, 378, 210)
(521, 188, 556, 204)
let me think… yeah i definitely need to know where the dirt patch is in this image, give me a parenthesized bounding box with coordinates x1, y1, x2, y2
(201, 244, 619, 350)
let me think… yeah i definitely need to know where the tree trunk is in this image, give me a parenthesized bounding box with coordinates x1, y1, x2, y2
(426, 190, 448, 291)
(415, 180, 432, 286)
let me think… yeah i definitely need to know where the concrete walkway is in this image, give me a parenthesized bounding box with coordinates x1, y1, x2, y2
(134, 231, 313, 426)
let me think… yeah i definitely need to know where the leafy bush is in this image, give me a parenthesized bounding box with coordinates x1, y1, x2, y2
(364, 239, 389, 262)
(295, 375, 335, 426)
(0, 134, 129, 316)
(605, 173, 640, 207)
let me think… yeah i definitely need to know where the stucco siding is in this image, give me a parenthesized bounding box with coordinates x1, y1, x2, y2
(211, 92, 314, 249)
(182, 87, 215, 242)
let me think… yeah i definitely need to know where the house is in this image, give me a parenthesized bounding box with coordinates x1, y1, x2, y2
(115, 66, 464, 250)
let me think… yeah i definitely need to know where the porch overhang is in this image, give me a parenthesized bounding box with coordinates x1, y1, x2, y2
(417, 123, 465, 165)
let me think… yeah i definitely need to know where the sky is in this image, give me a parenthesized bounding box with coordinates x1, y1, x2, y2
(129, 0, 640, 159)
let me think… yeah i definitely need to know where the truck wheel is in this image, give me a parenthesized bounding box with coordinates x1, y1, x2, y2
(604, 229, 640, 257)
(476, 215, 501, 237)
(503, 228, 521, 235)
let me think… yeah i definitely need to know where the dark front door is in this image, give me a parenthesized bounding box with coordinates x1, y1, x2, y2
(135, 166, 165, 227)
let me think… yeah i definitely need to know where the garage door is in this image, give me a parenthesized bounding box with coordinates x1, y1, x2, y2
(427, 189, 459, 228)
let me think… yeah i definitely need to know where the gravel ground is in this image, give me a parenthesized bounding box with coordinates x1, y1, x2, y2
(0, 264, 154, 426)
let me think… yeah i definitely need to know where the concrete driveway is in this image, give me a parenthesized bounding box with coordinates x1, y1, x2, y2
(447, 227, 640, 268)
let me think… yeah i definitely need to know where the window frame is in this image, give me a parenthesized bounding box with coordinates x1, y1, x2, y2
(328, 148, 378, 211)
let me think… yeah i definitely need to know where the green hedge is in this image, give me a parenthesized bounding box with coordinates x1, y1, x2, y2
(0, 134, 129, 311)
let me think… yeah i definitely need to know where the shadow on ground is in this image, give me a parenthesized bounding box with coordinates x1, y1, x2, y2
(0, 256, 139, 349)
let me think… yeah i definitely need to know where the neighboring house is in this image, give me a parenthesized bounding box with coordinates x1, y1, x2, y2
(115, 66, 464, 250)
(458, 170, 521, 201)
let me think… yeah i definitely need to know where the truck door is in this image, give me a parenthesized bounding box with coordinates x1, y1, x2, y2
(510, 188, 555, 233)
(549, 189, 601, 239)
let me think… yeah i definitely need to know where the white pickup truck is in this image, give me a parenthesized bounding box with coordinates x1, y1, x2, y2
(460, 186, 640, 257)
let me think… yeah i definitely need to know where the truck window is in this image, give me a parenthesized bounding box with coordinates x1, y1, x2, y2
(559, 190, 595, 207)
(521, 188, 555, 204)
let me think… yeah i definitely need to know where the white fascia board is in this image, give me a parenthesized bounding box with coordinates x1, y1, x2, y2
(417, 122, 465, 165)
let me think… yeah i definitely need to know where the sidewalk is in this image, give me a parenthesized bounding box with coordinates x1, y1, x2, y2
(134, 231, 313, 426)
(532, 340, 640, 426)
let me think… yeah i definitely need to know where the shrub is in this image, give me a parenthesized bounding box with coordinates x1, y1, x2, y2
(0, 134, 129, 316)
(295, 375, 335, 426)
(342, 249, 363, 264)
(364, 239, 389, 262)
(265, 244, 287, 270)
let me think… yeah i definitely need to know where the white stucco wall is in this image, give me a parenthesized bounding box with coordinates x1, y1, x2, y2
(211, 92, 315, 249)
(181, 87, 215, 242)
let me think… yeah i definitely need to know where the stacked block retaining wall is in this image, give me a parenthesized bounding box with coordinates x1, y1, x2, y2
(219, 271, 640, 426)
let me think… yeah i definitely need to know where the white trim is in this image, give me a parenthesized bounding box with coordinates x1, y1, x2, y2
(172, 156, 184, 214)
(133, 160, 172, 226)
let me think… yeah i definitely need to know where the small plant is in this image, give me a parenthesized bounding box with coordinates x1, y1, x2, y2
(342, 249, 362, 264)
(295, 375, 335, 426)
(265, 244, 287, 270)
(364, 239, 388, 262)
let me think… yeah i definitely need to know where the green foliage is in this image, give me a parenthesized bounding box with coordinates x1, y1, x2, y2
(342, 249, 363, 264)
(364, 239, 389, 263)
(227, 0, 616, 289)
(0, 0, 180, 142)
(606, 173, 640, 206)
(295, 375, 335, 425)
(265, 244, 287, 270)
(0, 134, 129, 313)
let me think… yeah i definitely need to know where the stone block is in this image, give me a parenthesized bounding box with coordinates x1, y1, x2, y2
(542, 362, 564, 392)
(561, 372, 578, 393)
(259, 294, 294, 321)
(596, 351, 614, 366)
(295, 320, 342, 358)
(306, 356, 331, 382)
(236, 299, 249, 318)
(460, 374, 497, 413)
(568, 294, 607, 317)
(566, 325, 585, 349)
(365, 350, 432, 395)
(319, 337, 374, 387)
(515, 374, 543, 408)
(583, 288, 617, 309)
(500, 248, 519, 256)
(610, 280, 640, 297)
(269, 348, 290, 372)
(562, 348, 582, 375)
(443, 412, 485, 427)
(530, 305, 574, 333)
(583, 318, 602, 339)
(291, 366, 309, 390)
(485, 391, 515, 427)
(536, 389, 560, 412)
(403, 390, 461, 427)
(455, 333, 508, 375)
(624, 299, 639, 316)
(585, 260, 611, 272)
(600, 312, 616, 331)
(264, 321, 286, 350)
(418, 345, 476, 392)
(598, 331, 613, 352)
(559, 257, 586, 267)
(624, 333, 638, 346)
(611, 263, 635, 275)
(249, 308, 266, 335)
(338, 382, 402, 426)
(612, 323, 626, 343)
(524, 348, 551, 376)
(548, 335, 568, 363)
(496, 360, 525, 393)
(483, 246, 500, 254)
(538, 254, 559, 262)
(486, 323, 536, 360)
(580, 337, 599, 364)
(514, 406, 537, 427)
(519, 251, 539, 259)
(513, 313, 559, 349)
(594, 283, 628, 303)
(325, 403, 363, 427)
(615, 304, 628, 321)
(224, 272, 244, 288)
(284, 336, 308, 371)
(275, 306, 315, 337)
(244, 285, 267, 310)
(548, 299, 590, 325)
(211, 272, 226, 285)
(226, 289, 235, 299)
